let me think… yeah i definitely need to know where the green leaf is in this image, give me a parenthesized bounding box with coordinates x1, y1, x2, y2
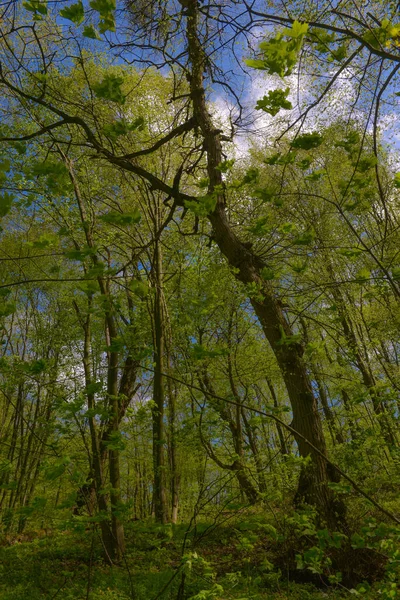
(293, 228, 315, 245)
(242, 167, 259, 184)
(354, 155, 377, 173)
(264, 152, 296, 165)
(290, 259, 308, 273)
(305, 169, 324, 181)
(20, 496, 47, 516)
(44, 461, 67, 481)
(334, 131, 361, 154)
(283, 20, 309, 39)
(191, 344, 227, 360)
(253, 187, 275, 203)
(59, 1, 84, 25)
(0, 193, 14, 217)
(392, 267, 400, 280)
(0, 301, 16, 318)
(106, 337, 125, 353)
(29, 233, 58, 249)
(216, 159, 235, 173)
(129, 279, 148, 298)
(65, 246, 97, 261)
(83, 25, 102, 39)
(185, 194, 217, 217)
(354, 268, 370, 283)
(338, 247, 363, 259)
(0, 160, 10, 172)
(393, 173, 400, 189)
(291, 132, 323, 150)
(23, 0, 47, 18)
(277, 326, 302, 347)
(23, 359, 48, 374)
(331, 44, 348, 61)
(244, 58, 268, 70)
(30, 161, 69, 193)
(89, 0, 116, 32)
(93, 74, 125, 104)
(298, 157, 313, 170)
(103, 431, 127, 451)
(102, 117, 145, 140)
(249, 216, 270, 235)
(261, 267, 275, 280)
(255, 88, 292, 116)
(99, 209, 141, 225)
(85, 381, 103, 395)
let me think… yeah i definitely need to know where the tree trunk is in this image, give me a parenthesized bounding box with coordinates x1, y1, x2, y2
(183, 0, 344, 526)
(167, 360, 180, 524)
(152, 235, 169, 524)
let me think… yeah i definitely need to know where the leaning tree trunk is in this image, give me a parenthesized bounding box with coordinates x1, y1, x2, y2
(182, 0, 344, 527)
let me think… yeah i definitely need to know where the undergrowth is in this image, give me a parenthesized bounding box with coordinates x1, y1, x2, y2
(0, 510, 399, 599)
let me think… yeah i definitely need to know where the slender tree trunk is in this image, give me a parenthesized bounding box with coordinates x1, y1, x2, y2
(105, 312, 126, 560)
(199, 371, 259, 504)
(76, 300, 116, 562)
(167, 362, 180, 524)
(329, 281, 397, 449)
(265, 378, 289, 457)
(152, 235, 168, 524)
(241, 408, 267, 494)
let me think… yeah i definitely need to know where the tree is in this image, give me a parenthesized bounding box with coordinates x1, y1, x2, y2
(0, 0, 399, 534)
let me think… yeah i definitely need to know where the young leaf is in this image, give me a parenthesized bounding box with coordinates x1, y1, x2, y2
(23, 0, 47, 18)
(255, 88, 292, 116)
(93, 74, 125, 104)
(99, 210, 141, 225)
(83, 25, 102, 39)
(0, 193, 14, 217)
(59, 1, 84, 25)
(292, 132, 323, 150)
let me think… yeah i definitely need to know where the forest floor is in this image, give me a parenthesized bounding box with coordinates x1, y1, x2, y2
(0, 517, 356, 600)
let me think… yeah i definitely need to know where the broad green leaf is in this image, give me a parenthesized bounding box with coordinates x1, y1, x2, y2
(102, 117, 145, 140)
(283, 20, 309, 39)
(292, 132, 323, 150)
(261, 267, 275, 280)
(255, 88, 292, 116)
(392, 267, 400, 280)
(185, 194, 217, 217)
(0, 193, 14, 217)
(23, 0, 47, 18)
(354, 268, 370, 283)
(90, 0, 116, 32)
(244, 58, 268, 70)
(65, 246, 97, 261)
(83, 25, 102, 39)
(216, 159, 235, 173)
(23, 359, 48, 374)
(293, 229, 315, 245)
(93, 74, 125, 104)
(0, 301, 16, 317)
(129, 279, 148, 298)
(0, 160, 10, 172)
(59, 1, 84, 25)
(99, 210, 141, 225)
